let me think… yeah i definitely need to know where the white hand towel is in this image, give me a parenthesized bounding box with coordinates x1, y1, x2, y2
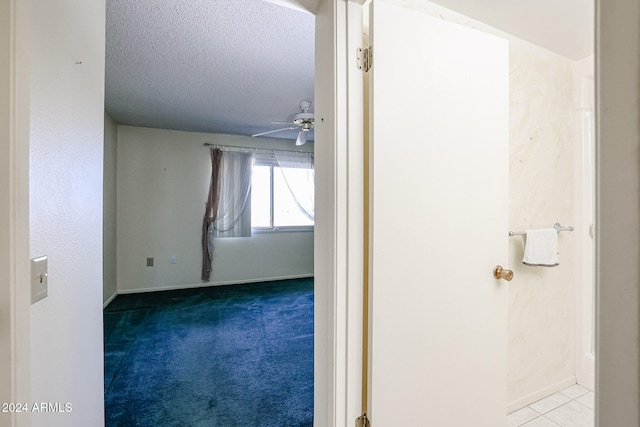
(523, 228, 559, 267)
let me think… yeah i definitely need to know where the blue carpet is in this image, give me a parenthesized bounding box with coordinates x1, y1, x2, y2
(104, 278, 314, 426)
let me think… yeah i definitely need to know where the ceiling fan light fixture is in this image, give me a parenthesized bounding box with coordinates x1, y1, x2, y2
(252, 100, 314, 144)
(295, 130, 308, 146)
(293, 100, 314, 126)
(293, 113, 314, 124)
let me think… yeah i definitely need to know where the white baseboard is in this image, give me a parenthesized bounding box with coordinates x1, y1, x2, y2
(103, 292, 118, 308)
(507, 376, 577, 413)
(117, 274, 314, 295)
(576, 352, 595, 391)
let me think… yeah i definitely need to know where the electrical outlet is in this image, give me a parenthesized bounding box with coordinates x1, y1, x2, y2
(170, 255, 177, 264)
(147, 257, 154, 267)
(31, 256, 48, 304)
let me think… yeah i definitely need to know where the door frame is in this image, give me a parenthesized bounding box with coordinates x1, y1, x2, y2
(2, 0, 31, 426)
(314, 0, 365, 425)
(575, 56, 596, 391)
(1, 1, 364, 425)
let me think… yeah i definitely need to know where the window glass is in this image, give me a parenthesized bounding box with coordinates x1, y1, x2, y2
(274, 167, 314, 227)
(251, 163, 314, 229)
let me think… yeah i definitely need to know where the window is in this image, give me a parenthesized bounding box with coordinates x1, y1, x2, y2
(251, 158, 314, 230)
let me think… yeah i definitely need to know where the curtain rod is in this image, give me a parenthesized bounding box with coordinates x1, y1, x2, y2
(203, 143, 313, 156)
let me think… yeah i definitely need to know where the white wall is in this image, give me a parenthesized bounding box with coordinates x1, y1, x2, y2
(29, 0, 105, 425)
(116, 126, 314, 293)
(597, 0, 640, 424)
(103, 114, 118, 305)
(507, 42, 580, 410)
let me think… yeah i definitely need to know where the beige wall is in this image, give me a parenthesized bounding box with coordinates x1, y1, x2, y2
(103, 114, 118, 305)
(0, 0, 11, 410)
(116, 126, 314, 293)
(507, 42, 580, 410)
(29, 0, 106, 425)
(597, 0, 640, 424)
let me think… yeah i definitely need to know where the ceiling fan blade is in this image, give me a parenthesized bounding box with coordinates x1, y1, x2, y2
(271, 121, 293, 125)
(252, 126, 298, 137)
(295, 130, 308, 146)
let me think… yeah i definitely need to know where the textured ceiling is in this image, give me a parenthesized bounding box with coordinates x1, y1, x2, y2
(105, 0, 593, 143)
(105, 0, 315, 141)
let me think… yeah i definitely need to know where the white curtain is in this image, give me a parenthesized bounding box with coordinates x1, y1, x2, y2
(274, 151, 315, 220)
(212, 151, 255, 238)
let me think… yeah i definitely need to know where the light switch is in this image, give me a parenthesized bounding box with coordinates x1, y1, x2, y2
(31, 256, 48, 304)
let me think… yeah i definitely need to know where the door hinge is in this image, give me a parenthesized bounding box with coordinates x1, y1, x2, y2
(357, 47, 372, 72)
(356, 413, 370, 427)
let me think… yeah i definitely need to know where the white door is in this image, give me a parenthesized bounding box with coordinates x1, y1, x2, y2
(367, 1, 509, 425)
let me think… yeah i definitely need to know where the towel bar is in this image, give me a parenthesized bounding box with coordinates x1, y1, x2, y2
(509, 223, 574, 237)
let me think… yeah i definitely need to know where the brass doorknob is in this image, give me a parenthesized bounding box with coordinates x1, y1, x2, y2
(493, 265, 513, 281)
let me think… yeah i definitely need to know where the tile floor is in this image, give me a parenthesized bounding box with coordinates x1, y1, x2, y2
(507, 384, 594, 427)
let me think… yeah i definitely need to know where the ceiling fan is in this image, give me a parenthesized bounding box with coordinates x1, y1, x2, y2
(252, 100, 314, 146)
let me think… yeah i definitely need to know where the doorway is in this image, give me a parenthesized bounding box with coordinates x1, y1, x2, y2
(103, 0, 320, 425)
